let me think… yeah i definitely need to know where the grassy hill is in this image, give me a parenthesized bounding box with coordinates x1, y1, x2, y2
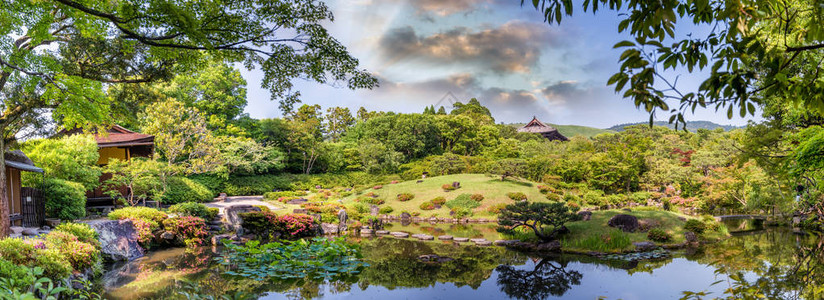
(509, 123, 614, 138)
(607, 121, 742, 132)
(342, 174, 547, 219)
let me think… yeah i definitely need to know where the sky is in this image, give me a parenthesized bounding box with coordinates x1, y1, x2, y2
(240, 0, 758, 129)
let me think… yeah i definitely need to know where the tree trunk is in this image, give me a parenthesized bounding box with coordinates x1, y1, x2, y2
(0, 137, 8, 236)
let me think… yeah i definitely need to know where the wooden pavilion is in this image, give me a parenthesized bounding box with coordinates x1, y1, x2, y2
(4, 150, 44, 227)
(517, 117, 569, 141)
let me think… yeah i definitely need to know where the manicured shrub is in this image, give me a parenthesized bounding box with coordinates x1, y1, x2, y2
(356, 196, 385, 205)
(442, 184, 457, 191)
(431, 197, 446, 206)
(0, 238, 36, 266)
(0, 238, 71, 280)
(351, 203, 370, 214)
(0, 258, 35, 291)
(43, 231, 100, 271)
(647, 228, 672, 242)
(487, 203, 508, 214)
(54, 222, 99, 248)
(240, 211, 315, 239)
(506, 192, 527, 201)
(419, 202, 435, 210)
(684, 219, 706, 234)
(32, 249, 72, 280)
(379, 206, 394, 214)
(445, 194, 481, 211)
(396, 193, 415, 202)
(43, 178, 86, 220)
(108, 206, 168, 228)
(163, 216, 210, 247)
(130, 218, 155, 247)
(169, 202, 218, 220)
(162, 176, 213, 204)
(545, 193, 561, 201)
(537, 185, 555, 194)
(470, 194, 485, 202)
(450, 207, 472, 218)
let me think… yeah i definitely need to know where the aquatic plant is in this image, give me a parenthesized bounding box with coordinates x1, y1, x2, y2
(217, 237, 367, 281)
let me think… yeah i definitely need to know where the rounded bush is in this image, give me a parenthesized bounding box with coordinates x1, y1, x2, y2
(470, 194, 484, 202)
(379, 206, 394, 214)
(684, 219, 706, 234)
(108, 206, 168, 227)
(431, 197, 446, 206)
(487, 203, 508, 214)
(506, 192, 527, 201)
(441, 184, 456, 191)
(162, 177, 213, 204)
(54, 222, 99, 248)
(647, 228, 672, 242)
(169, 202, 218, 220)
(397, 193, 415, 202)
(43, 178, 86, 220)
(419, 202, 435, 210)
(43, 231, 100, 271)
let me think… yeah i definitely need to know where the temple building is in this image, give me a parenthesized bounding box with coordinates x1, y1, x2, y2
(517, 117, 569, 141)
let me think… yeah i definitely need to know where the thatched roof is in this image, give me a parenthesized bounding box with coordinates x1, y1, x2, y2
(5, 150, 43, 173)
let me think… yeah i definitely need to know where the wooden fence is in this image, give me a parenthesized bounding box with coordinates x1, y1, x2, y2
(20, 187, 44, 228)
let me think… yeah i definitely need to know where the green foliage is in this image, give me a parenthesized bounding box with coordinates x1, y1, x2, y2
(419, 202, 435, 210)
(54, 222, 99, 248)
(169, 202, 218, 220)
(396, 193, 415, 202)
(43, 231, 100, 271)
(108, 206, 168, 230)
(43, 178, 86, 220)
(0, 258, 35, 292)
(431, 197, 446, 206)
(217, 238, 367, 280)
(142, 99, 222, 176)
(445, 194, 482, 211)
(565, 230, 632, 252)
(263, 191, 306, 201)
(0, 238, 72, 280)
(379, 206, 394, 214)
(487, 203, 508, 214)
(506, 192, 527, 201)
(162, 216, 210, 248)
(647, 228, 672, 242)
(497, 201, 580, 242)
(684, 219, 707, 234)
(21, 134, 101, 190)
(103, 158, 164, 206)
(163, 177, 213, 204)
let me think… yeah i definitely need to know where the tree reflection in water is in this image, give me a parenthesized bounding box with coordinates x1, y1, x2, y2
(496, 258, 583, 300)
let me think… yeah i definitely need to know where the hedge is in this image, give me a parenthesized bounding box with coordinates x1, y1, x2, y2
(43, 178, 86, 220)
(162, 177, 213, 204)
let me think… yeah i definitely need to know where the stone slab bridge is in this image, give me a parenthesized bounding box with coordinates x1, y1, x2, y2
(713, 215, 769, 222)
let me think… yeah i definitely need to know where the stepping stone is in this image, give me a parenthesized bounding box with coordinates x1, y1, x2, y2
(474, 240, 492, 246)
(453, 237, 469, 242)
(390, 232, 409, 238)
(470, 238, 487, 243)
(361, 229, 374, 234)
(493, 240, 518, 246)
(438, 235, 453, 240)
(376, 230, 390, 235)
(415, 234, 434, 241)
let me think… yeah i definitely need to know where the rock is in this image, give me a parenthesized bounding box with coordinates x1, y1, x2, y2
(494, 240, 518, 246)
(211, 234, 236, 245)
(45, 218, 61, 228)
(86, 219, 144, 261)
(400, 212, 411, 219)
(452, 182, 461, 188)
(376, 230, 390, 235)
(577, 211, 592, 221)
(209, 225, 222, 232)
(633, 241, 657, 252)
(638, 218, 661, 231)
(536, 240, 562, 252)
(338, 209, 348, 232)
(608, 214, 640, 232)
(224, 205, 261, 234)
(622, 208, 632, 212)
(207, 220, 223, 226)
(390, 232, 409, 238)
(361, 229, 374, 235)
(286, 198, 308, 205)
(160, 231, 175, 240)
(22, 228, 39, 236)
(677, 216, 687, 221)
(418, 254, 454, 263)
(470, 238, 486, 243)
(475, 240, 492, 246)
(438, 235, 453, 240)
(416, 180, 424, 183)
(321, 223, 339, 235)
(414, 234, 434, 241)
(370, 205, 380, 216)
(453, 237, 469, 242)
(684, 231, 698, 243)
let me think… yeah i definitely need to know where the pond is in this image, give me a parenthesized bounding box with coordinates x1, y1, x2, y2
(101, 226, 824, 299)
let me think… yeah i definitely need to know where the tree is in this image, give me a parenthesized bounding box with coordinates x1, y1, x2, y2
(525, 0, 824, 128)
(140, 99, 221, 175)
(486, 158, 527, 181)
(287, 104, 324, 174)
(0, 0, 376, 235)
(21, 134, 101, 190)
(218, 136, 284, 176)
(325, 107, 355, 142)
(496, 258, 583, 300)
(497, 201, 580, 242)
(102, 158, 163, 206)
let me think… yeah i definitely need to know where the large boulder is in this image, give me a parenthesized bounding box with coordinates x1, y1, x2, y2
(633, 241, 657, 252)
(577, 211, 592, 221)
(224, 205, 261, 234)
(608, 214, 640, 232)
(87, 219, 145, 261)
(320, 223, 340, 235)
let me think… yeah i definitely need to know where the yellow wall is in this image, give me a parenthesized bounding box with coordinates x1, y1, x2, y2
(98, 147, 128, 165)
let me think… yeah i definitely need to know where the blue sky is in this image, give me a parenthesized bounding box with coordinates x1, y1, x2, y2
(241, 0, 758, 128)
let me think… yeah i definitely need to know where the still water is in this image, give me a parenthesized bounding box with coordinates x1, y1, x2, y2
(102, 224, 823, 299)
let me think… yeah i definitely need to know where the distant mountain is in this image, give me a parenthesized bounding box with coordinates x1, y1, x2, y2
(509, 123, 614, 138)
(607, 121, 742, 132)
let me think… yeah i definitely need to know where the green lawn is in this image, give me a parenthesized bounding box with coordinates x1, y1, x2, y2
(341, 174, 548, 219)
(560, 209, 729, 253)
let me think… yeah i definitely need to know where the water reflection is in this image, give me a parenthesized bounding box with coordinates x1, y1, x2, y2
(101, 228, 824, 299)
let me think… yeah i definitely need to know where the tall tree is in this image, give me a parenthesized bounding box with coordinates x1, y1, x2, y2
(325, 106, 355, 142)
(0, 0, 376, 235)
(287, 104, 324, 174)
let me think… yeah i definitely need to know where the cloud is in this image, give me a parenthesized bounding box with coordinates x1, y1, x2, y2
(379, 21, 560, 73)
(541, 80, 587, 104)
(409, 0, 492, 16)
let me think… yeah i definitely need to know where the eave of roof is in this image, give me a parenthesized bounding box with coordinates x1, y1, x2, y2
(6, 160, 43, 173)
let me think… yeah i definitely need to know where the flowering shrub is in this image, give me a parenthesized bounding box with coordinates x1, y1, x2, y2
(108, 206, 168, 233)
(43, 231, 100, 271)
(129, 218, 155, 247)
(431, 197, 446, 206)
(470, 194, 485, 202)
(419, 202, 435, 210)
(396, 193, 415, 202)
(442, 184, 456, 191)
(0, 238, 72, 280)
(54, 222, 99, 248)
(163, 216, 210, 248)
(240, 211, 315, 239)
